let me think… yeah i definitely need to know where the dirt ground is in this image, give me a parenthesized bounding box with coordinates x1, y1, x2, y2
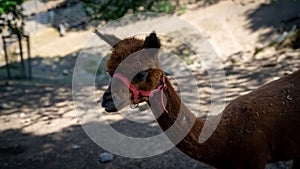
(1, 48, 299, 169)
(1, 0, 300, 169)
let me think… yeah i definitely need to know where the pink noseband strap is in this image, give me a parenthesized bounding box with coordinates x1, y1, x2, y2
(113, 72, 168, 106)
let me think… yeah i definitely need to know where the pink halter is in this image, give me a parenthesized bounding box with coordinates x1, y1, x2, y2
(113, 72, 168, 105)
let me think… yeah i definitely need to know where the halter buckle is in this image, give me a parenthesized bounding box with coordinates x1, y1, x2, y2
(130, 103, 139, 109)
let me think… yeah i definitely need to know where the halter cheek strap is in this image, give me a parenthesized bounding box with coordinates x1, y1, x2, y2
(113, 73, 168, 113)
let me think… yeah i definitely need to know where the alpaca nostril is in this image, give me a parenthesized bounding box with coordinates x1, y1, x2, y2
(102, 90, 112, 107)
(104, 93, 112, 101)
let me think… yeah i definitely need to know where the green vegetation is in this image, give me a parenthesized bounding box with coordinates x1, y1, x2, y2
(0, 0, 25, 35)
(80, 0, 185, 21)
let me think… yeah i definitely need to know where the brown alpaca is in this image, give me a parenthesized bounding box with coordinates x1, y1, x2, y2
(100, 31, 300, 169)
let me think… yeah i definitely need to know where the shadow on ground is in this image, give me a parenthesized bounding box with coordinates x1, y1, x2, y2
(1, 11, 300, 167)
(246, 0, 300, 40)
(0, 114, 207, 169)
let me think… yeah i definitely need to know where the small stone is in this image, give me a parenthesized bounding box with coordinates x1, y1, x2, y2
(62, 69, 68, 76)
(1, 103, 11, 109)
(182, 49, 190, 55)
(286, 95, 292, 101)
(20, 113, 26, 118)
(21, 118, 31, 123)
(71, 144, 81, 150)
(98, 152, 113, 163)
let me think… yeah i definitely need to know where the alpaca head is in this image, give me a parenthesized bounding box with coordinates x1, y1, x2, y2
(101, 32, 165, 112)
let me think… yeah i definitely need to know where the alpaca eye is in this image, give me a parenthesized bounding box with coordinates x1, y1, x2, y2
(132, 69, 149, 83)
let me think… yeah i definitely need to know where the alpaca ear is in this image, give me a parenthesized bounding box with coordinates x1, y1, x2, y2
(94, 29, 121, 47)
(144, 32, 161, 49)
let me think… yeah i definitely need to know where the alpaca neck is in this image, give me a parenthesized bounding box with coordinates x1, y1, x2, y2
(149, 78, 199, 130)
(148, 77, 230, 167)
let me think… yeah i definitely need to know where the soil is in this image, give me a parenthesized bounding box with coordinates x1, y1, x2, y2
(1, 0, 300, 169)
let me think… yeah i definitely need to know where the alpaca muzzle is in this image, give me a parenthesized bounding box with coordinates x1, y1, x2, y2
(113, 73, 167, 105)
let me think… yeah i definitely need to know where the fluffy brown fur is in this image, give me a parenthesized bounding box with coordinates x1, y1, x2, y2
(106, 38, 144, 75)
(102, 34, 300, 169)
